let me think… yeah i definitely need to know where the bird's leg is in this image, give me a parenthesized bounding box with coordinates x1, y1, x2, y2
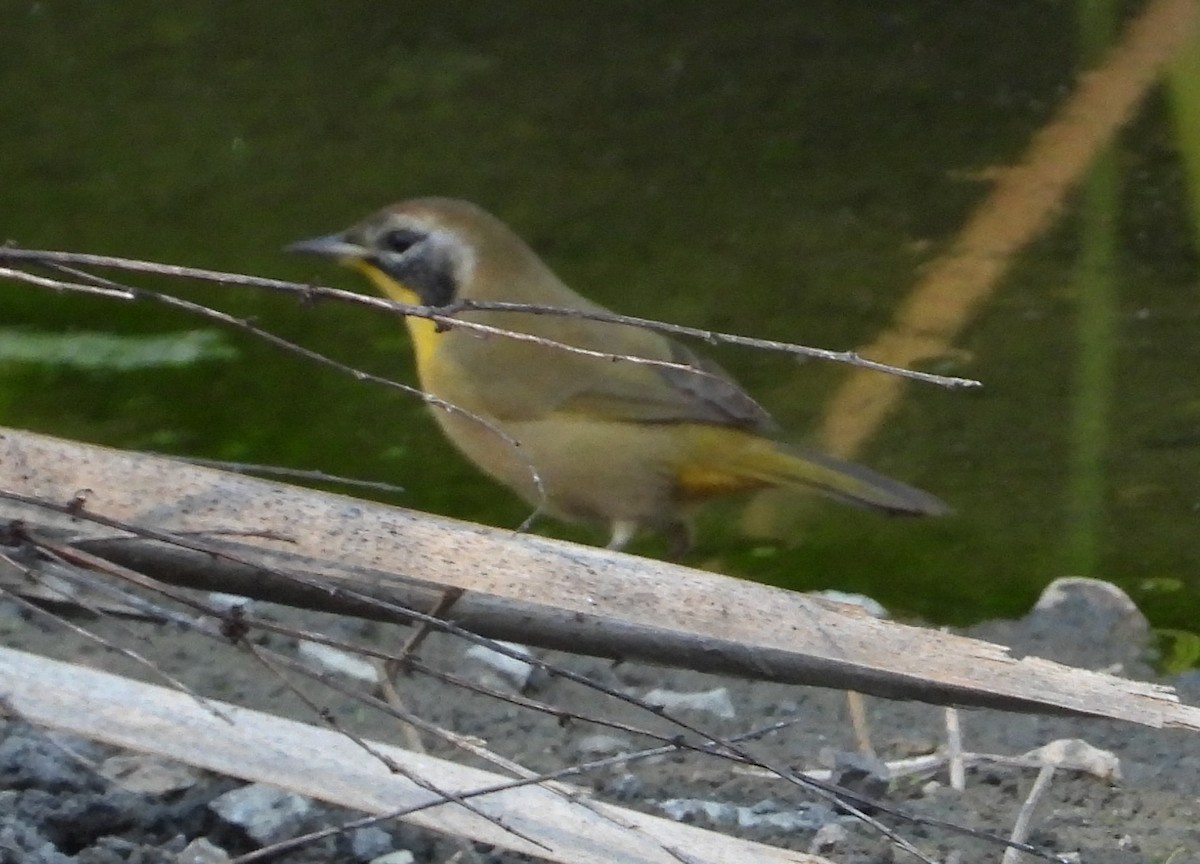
(662, 521, 694, 560)
(606, 520, 638, 551)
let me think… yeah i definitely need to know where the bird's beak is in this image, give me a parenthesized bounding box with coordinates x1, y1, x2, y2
(285, 232, 369, 260)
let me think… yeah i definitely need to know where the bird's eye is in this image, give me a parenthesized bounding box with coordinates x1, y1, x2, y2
(380, 228, 424, 254)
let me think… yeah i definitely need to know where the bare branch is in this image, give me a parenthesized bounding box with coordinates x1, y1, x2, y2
(0, 247, 980, 389)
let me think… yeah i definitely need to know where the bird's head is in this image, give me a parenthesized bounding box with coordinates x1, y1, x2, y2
(288, 197, 545, 306)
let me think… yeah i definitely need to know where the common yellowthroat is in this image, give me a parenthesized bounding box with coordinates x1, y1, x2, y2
(289, 198, 946, 552)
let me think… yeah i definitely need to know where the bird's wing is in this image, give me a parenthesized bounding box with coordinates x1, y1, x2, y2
(553, 331, 776, 431)
(442, 309, 774, 431)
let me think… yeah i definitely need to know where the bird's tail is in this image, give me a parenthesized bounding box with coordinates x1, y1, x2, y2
(676, 426, 948, 517)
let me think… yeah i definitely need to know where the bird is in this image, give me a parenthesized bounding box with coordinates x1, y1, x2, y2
(288, 197, 947, 553)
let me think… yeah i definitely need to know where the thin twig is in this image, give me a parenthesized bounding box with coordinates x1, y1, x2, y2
(1002, 765, 1056, 864)
(847, 690, 876, 758)
(0, 248, 981, 389)
(378, 589, 464, 753)
(945, 705, 966, 791)
(450, 298, 980, 389)
(150, 454, 407, 497)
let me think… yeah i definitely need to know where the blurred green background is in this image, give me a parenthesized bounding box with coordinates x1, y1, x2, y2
(2, 1, 1197, 640)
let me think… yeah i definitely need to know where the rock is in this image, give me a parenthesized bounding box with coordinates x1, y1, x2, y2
(177, 837, 232, 864)
(206, 592, 254, 614)
(829, 750, 890, 802)
(970, 577, 1151, 672)
(603, 772, 643, 799)
(99, 754, 200, 796)
(642, 686, 736, 720)
(0, 721, 104, 792)
(809, 822, 848, 854)
(209, 783, 314, 845)
(657, 797, 737, 825)
(0, 808, 74, 864)
(1021, 738, 1121, 781)
(462, 641, 540, 691)
(656, 797, 834, 831)
(370, 851, 416, 864)
(348, 826, 394, 860)
(572, 734, 635, 758)
(811, 590, 889, 618)
(297, 640, 379, 682)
